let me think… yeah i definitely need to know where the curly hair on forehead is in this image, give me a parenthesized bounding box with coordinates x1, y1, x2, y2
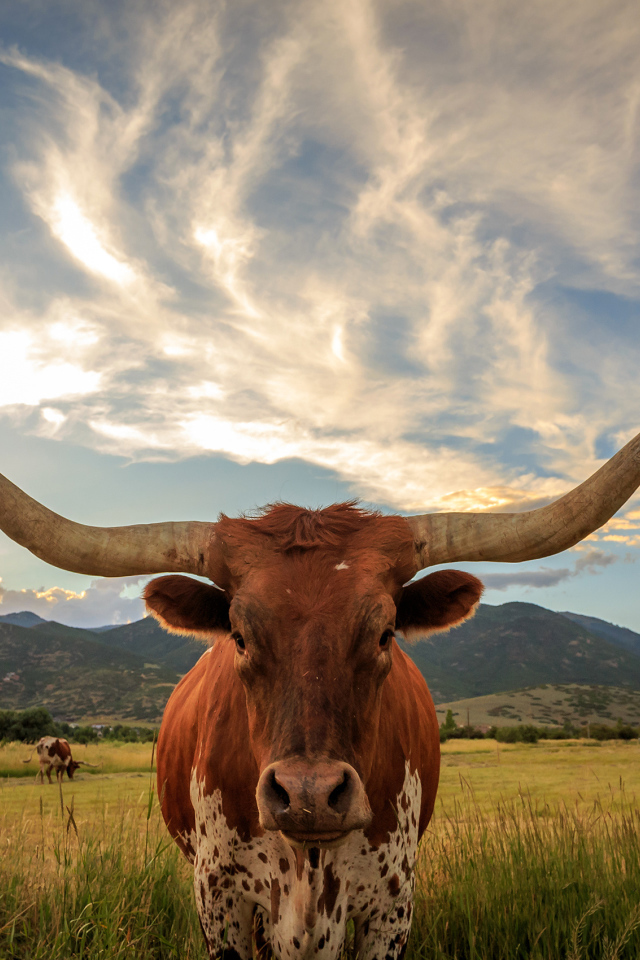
(216, 501, 385, 553)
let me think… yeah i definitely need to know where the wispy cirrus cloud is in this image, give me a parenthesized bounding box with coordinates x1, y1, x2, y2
(0, 0, 639, 521)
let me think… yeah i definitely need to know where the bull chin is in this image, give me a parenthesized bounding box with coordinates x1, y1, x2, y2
(278, 829, 353, 851)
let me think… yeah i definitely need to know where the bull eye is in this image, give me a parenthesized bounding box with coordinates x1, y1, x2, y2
(379, 629, 394, 649)
(233, 632, 246, 653)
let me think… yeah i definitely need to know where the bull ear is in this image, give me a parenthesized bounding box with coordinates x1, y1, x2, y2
(395, 570, 483, 641)
(144, 575, 231, 639)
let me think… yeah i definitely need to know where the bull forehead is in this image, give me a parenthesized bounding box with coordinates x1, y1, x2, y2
(212, 505, 418, 592)
(229, 550, 400, 638)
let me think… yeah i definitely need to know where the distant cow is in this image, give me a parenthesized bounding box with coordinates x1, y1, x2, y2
(23, 736, 82, 783)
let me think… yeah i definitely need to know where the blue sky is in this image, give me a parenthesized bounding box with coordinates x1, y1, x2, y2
(0, 0, 639, 629)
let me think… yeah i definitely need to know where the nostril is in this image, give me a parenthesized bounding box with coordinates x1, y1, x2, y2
(328, 771, 350, 811)
(270, 770, 291, 811)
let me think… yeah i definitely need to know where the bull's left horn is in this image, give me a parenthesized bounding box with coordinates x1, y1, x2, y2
(406, 429, 640, 569)
(0, 472, 215, 577)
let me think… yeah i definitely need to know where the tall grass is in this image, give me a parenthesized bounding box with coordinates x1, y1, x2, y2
(2, 742, 640, 958)
(413, 787, 640, 959)
(0, 743, 205, 959)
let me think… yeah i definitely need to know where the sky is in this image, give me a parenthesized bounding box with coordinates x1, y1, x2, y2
(0, 0, 640, 629)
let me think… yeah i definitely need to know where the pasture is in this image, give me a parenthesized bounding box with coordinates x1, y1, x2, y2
(1, 739, 640, 958)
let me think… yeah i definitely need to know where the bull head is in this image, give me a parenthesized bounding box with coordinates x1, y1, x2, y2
(141, 512, 484, 845)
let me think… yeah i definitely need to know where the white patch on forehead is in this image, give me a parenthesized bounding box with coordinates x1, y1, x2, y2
(334, 561, 349, 571)
(188, 762, 421, 960)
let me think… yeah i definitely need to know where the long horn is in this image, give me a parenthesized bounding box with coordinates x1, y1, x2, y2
(0, 472, 215, 577)
(406, 429, 640, 569)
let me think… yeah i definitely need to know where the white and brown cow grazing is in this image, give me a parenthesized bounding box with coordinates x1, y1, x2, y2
(23, 736, 82, 783)
(2, 429, 640, 960)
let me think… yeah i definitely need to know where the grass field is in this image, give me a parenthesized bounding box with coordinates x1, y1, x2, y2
(1, 739, 640, 958)
(1, 740, 152, 779)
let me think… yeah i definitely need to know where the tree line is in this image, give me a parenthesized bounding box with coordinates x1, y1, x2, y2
(2, 705, 637, 746)
(0, 707, 158, 744)
(439, 708, 639, 743)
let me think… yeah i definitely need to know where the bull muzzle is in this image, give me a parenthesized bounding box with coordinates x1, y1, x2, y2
(256, 759, 372, 847)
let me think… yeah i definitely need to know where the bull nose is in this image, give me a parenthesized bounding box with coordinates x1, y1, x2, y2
(257, 759, 372, 839)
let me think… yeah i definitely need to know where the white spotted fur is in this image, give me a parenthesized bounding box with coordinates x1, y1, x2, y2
(187, 762, 421, 960)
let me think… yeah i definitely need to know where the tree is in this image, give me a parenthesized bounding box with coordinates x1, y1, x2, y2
(0, 707, 60, 743)
(440, 709, 458, 741)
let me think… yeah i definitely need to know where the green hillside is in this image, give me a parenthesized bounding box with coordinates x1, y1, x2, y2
(0, 620, 182, 722)
(561, 611, 640, 656)
(97, 617, 206, 674)
(434, 684, 640, 729)
(400, 602, 640, 702)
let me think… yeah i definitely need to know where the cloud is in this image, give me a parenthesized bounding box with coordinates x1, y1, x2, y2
(573, 549, 618, 575)
(0, 328, 101, 408)
(0, 0, 640, 516)
(0, 576, 150, 628)
(482, 549, 623, 592)
(50, 193, 136, 286)
(481, 568, 574, 591)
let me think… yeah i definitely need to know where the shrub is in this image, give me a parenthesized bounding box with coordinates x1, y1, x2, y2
(101, 725, 158, 743)
(0, 707, 60, 743)
(617, 724, 638, 741)
(496, 726, 521, 743)
(71, 725, 99, 744)
(590, 724, 620, 741)
(467, 727, 485, 740)
(520, 724, 539, 743)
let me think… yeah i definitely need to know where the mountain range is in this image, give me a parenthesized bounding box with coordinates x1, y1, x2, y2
(0, 617, 189, 721)
(398, 602, 640, 702)
(2, 603, 640, 722)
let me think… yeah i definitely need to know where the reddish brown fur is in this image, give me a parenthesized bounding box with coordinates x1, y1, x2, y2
(211, 502, 418, 590)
